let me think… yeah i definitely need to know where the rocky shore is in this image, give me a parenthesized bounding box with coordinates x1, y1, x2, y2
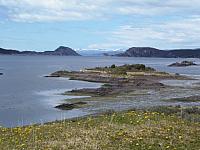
(46, 64, 191, 110)
(167, 96, 200, 102)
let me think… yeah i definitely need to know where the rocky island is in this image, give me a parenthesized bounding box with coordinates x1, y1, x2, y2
(168, 61, 198, 67)
(46, 64, 189, 110)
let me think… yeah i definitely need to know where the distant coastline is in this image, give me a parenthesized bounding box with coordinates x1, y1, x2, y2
(115, 47, 200, 58)
(0, 46, 80, 56)
(1, 46, 200, 58)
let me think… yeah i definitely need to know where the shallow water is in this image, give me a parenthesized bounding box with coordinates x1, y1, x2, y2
(0, 56, 200, 127)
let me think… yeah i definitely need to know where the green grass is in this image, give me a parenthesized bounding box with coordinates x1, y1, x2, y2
(87, 64, 156, 75)
(0, 107, 200, 150)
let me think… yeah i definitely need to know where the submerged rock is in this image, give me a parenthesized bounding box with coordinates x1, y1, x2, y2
(55, 102, 87, 110)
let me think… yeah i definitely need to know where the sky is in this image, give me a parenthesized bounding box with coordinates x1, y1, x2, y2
(0, 0, 200, 51)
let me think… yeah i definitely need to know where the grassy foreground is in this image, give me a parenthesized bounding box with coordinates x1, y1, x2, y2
(0, 108, 200, 150)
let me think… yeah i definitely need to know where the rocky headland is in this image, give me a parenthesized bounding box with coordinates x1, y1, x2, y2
(46, 64, 190, 110)
(115, 47, 200, 58)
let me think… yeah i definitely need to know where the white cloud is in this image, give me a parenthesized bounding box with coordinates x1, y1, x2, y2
(1, 0, 200, 49)
(116, 0, 200, 16)
(1, 0, 200, 22)
(0, 0, 110, 22)
(88, 16, 200, 49)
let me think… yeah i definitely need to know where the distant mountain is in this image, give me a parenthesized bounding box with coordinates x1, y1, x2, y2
(0, 46, 81, 56)
(103, 50, 125, 56)
(41, 46, 81, 56)
(0, 48, 20, 55)
(77, 49, 124, 56)
(116, 47, 200, 58)
(2, 46, 200, 58)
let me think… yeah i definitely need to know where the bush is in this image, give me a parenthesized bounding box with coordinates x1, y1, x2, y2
(110, 64, 116, 68)
(103, 84, 112, 88)
(134, 64, 146, 70)
(88, 64, 156, 73)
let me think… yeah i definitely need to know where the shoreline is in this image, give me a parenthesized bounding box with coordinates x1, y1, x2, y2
(1, 105, 200, 149)
(46, 64, 193, 110)
(1, 64, 200, 149)
(2, 64, 198, 128)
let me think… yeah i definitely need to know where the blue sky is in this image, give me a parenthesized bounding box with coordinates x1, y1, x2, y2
(0, 0, 200, 51)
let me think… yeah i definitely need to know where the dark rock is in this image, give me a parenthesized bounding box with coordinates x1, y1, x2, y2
(44, 75, 60, 77)
(55, 102, 87, 110)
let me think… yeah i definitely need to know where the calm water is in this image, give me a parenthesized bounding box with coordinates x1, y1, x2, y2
(0, 56, 200, 127)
